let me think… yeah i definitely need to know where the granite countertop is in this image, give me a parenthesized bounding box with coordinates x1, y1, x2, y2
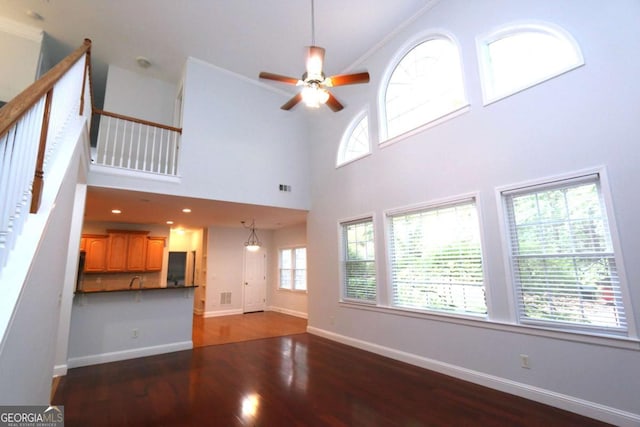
(75, 285, 198, 294)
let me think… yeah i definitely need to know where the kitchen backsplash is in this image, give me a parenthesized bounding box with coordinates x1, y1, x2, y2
(79, 271, 162, 292)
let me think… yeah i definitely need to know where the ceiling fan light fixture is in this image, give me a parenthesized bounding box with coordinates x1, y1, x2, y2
(302, 85, 329, 108)
(306, 53, 324, 80)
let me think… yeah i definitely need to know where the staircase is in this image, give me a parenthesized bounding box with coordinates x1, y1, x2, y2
(0, 39, 93, 404)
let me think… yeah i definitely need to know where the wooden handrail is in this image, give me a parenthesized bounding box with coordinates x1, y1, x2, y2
(93, 108, 182, 134)
(30, 89, 53, 214)
(0, 39, 92, 138)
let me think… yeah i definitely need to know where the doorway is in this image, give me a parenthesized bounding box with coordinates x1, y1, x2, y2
(243, 248, 266, 313)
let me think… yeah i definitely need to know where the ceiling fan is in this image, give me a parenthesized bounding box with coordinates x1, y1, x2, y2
(259, 0, 370, 112)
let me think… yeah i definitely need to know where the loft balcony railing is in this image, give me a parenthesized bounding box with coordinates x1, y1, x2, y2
(93, 109, 181, 176)
(0, 38, 182, 271)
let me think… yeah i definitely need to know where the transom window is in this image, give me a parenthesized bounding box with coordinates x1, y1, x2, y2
(382, 36, 467, 142)
(337, 113, 369, 167)
(388, 199, 486, 316)
(478, 23, 584, 104)
(279, 247, 307, 291)
(502, 174, 627, 334)
(341, 218, 376, 303)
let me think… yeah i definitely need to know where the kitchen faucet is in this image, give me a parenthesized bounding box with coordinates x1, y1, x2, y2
(129, 275, 143, 289)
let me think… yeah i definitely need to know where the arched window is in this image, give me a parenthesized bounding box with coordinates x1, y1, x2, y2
(337, 112, 370, 167)
(382, 36, 467, 142)
(478, 23, 584, 104)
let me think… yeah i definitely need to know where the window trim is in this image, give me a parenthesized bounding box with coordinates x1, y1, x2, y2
(495, 167, 637, 339)
(278, 246, 307, 293)
(339, 214, 378, 305)
(378, 30, 470, 146)
(476, 21, 585, 106)
(384, 192, 490, 318)
(336, 109, 372, 168)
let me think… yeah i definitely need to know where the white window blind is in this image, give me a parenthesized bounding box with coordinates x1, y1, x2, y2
(342, 219, 376, 302)
(503, 175, 627, 334)
(279, 247, 307, 291)
(388, 200, 486, 316)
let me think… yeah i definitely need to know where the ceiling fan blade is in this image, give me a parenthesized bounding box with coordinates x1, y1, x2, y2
(325, 92, 344, 112)
(281, 93, 303, 110)
(306, 46, 325, 77)
(326, 72, 370, 87)
(259, 72, 300, 85)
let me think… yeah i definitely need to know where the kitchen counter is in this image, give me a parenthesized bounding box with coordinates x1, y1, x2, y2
(68, 285, 195, 368)
(75, 285, 198, 294)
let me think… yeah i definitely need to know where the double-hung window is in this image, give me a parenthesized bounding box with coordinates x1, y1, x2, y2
(341, 218, 376, 303)
(279, 247, 307, 291)
(502, 174, 627, 334)
(388, 199, 487, 316)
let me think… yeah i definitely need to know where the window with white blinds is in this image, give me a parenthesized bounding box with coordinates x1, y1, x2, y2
(388, 199, 487, 316)
(342, 218, 376, 303)
(503, 174, 627, 334)
(279, 247, 307, 291)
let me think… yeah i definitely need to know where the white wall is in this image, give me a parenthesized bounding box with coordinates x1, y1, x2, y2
(90, 58, 311, 212)
(67, 289, 193, 368)
(268, 223, 308, 318)
(204, 225, 273, 316)
(102, 65, 177, 124)
(0, 17, 42, 101)
(306, 0, 640, 423)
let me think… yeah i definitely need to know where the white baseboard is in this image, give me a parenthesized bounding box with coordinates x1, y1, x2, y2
(66, 341, 193, 369)
(203, 308, 243, 318)
(53, 364, 67, 377)
(267, 306, 308, 319)
(307, 326, 640, 427)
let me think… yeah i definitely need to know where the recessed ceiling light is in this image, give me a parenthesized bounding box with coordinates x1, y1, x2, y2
(136, 56, 151, 69)
(182, 208, 191, 213)
(166, 220, 174, 225)
(111, 209, 122, 214)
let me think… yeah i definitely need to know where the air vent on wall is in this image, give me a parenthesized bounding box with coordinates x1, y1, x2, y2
(220, 292, 231, 305)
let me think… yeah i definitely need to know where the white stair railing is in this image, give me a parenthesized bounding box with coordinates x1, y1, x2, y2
(93, 110, 181, 176)
(0, 40, 93, 270)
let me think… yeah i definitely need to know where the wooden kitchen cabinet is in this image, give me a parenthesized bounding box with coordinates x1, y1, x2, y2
(145, 237, 165, 271)
(127, 233, 148, 271)
(82, 231, 164, 273)
(106, 233, 129, 272)
(83, 234, 108, 272)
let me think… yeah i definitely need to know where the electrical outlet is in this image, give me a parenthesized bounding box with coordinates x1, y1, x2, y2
(520, 354, 530, 369)
(132, 329, 139, 339)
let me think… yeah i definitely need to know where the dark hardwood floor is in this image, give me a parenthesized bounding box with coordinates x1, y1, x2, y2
(53, 333, 609, 426)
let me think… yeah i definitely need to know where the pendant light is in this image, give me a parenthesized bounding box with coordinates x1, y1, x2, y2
(242, 220, 261, 251)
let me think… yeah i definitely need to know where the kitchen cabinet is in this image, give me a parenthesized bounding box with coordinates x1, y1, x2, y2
(106, 233, 129, 272)
(82, 230, 164, 273)
(83, 234, 108, 272)
(127, 233, 148, 271)
(145, 237, 165, 271)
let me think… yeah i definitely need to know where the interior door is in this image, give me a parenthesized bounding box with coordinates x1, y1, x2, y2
(243, 248, 266, 313)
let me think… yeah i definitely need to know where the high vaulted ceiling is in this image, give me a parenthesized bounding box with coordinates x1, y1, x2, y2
(0, 0, 432, 230)
(0, 0, 432, 104)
